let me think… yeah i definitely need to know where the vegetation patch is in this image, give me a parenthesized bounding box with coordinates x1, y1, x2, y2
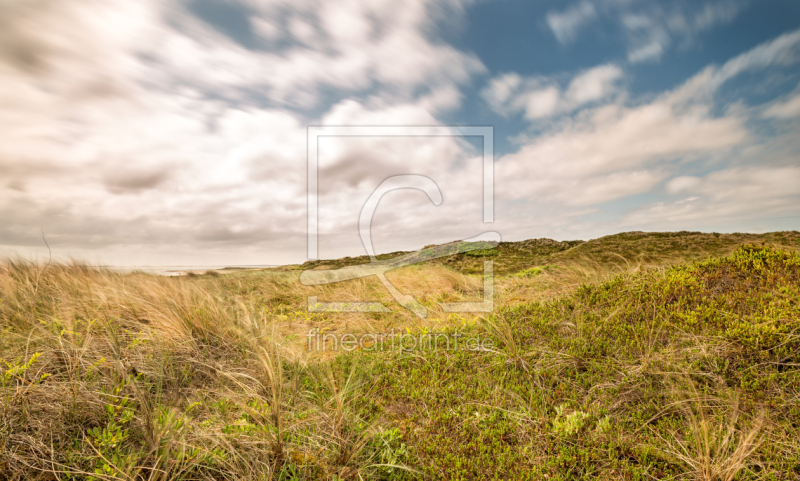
(2, 234, 800, 479)
(366, 244, 800, 479)
(464, 248, 499, 257)
(513, 264, 559, 277)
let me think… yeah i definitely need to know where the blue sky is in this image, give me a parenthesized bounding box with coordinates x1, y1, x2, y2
(457, 0, 800, 148)
(0, 0, 799, 265)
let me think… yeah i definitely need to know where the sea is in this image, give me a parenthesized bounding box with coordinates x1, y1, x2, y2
(100, 265, 276, 276)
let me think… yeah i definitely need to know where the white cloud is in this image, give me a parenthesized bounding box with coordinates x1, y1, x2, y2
(620, 13, 671, 63)
(693, 1, 745, 31)
(482, 73, 521, 108)
(251, 17, 281, 41)
(481, 73, 523, 116)
(0, 0, 487, 264)
(484, 29, 800, 242)
(627, 40, 667, 64)
(565, 64, 623, 104)
(666, 176, 702, 194)
(763, 90, 800, 118)
(287, 17, 320, 47)
(483, 63, 623, 120)
(152, 0, 483, 107)
(567, 171, 663, 206)
(715, 29, 800, 85)
(545, 0, 749, 64)
(546, 1, 598, 44)
(495, 100, 747, 207)
(518, 87, 561, 120)
(667, 28, 800, 105)
(621, 166, 800, 230)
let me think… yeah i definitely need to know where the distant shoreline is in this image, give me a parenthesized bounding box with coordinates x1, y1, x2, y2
(99, 265, 276, 276)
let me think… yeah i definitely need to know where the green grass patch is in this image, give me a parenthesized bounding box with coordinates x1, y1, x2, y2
(512, 264, 559, 277)
(365, 244, 800, 479)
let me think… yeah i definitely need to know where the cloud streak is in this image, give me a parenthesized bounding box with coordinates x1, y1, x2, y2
(482, 64, 624, 120)
(545, 0, 750, 63)
(0, 0, 486, 264)
(486, 28, 799, 241)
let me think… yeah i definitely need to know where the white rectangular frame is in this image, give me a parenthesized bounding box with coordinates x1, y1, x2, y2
(306, 125, 494, 260)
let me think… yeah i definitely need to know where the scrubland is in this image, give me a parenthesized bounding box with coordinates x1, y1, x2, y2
(1, 231, 799, 480)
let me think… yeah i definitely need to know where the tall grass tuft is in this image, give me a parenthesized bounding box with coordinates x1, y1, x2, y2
(0, 261, 412, 480)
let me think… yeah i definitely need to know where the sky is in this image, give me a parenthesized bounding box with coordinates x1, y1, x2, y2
(1, 0, 799, 266)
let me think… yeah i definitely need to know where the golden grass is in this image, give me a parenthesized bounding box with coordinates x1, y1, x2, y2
(0, 261, 414, 479)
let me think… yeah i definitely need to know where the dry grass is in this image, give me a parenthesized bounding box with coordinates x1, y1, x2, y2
(2, 233, 799, 479)
(650, 379, 766, 481)
(0, 261, 411, 480)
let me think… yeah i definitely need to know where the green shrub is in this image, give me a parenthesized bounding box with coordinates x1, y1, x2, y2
(465, 248, 499, 257)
